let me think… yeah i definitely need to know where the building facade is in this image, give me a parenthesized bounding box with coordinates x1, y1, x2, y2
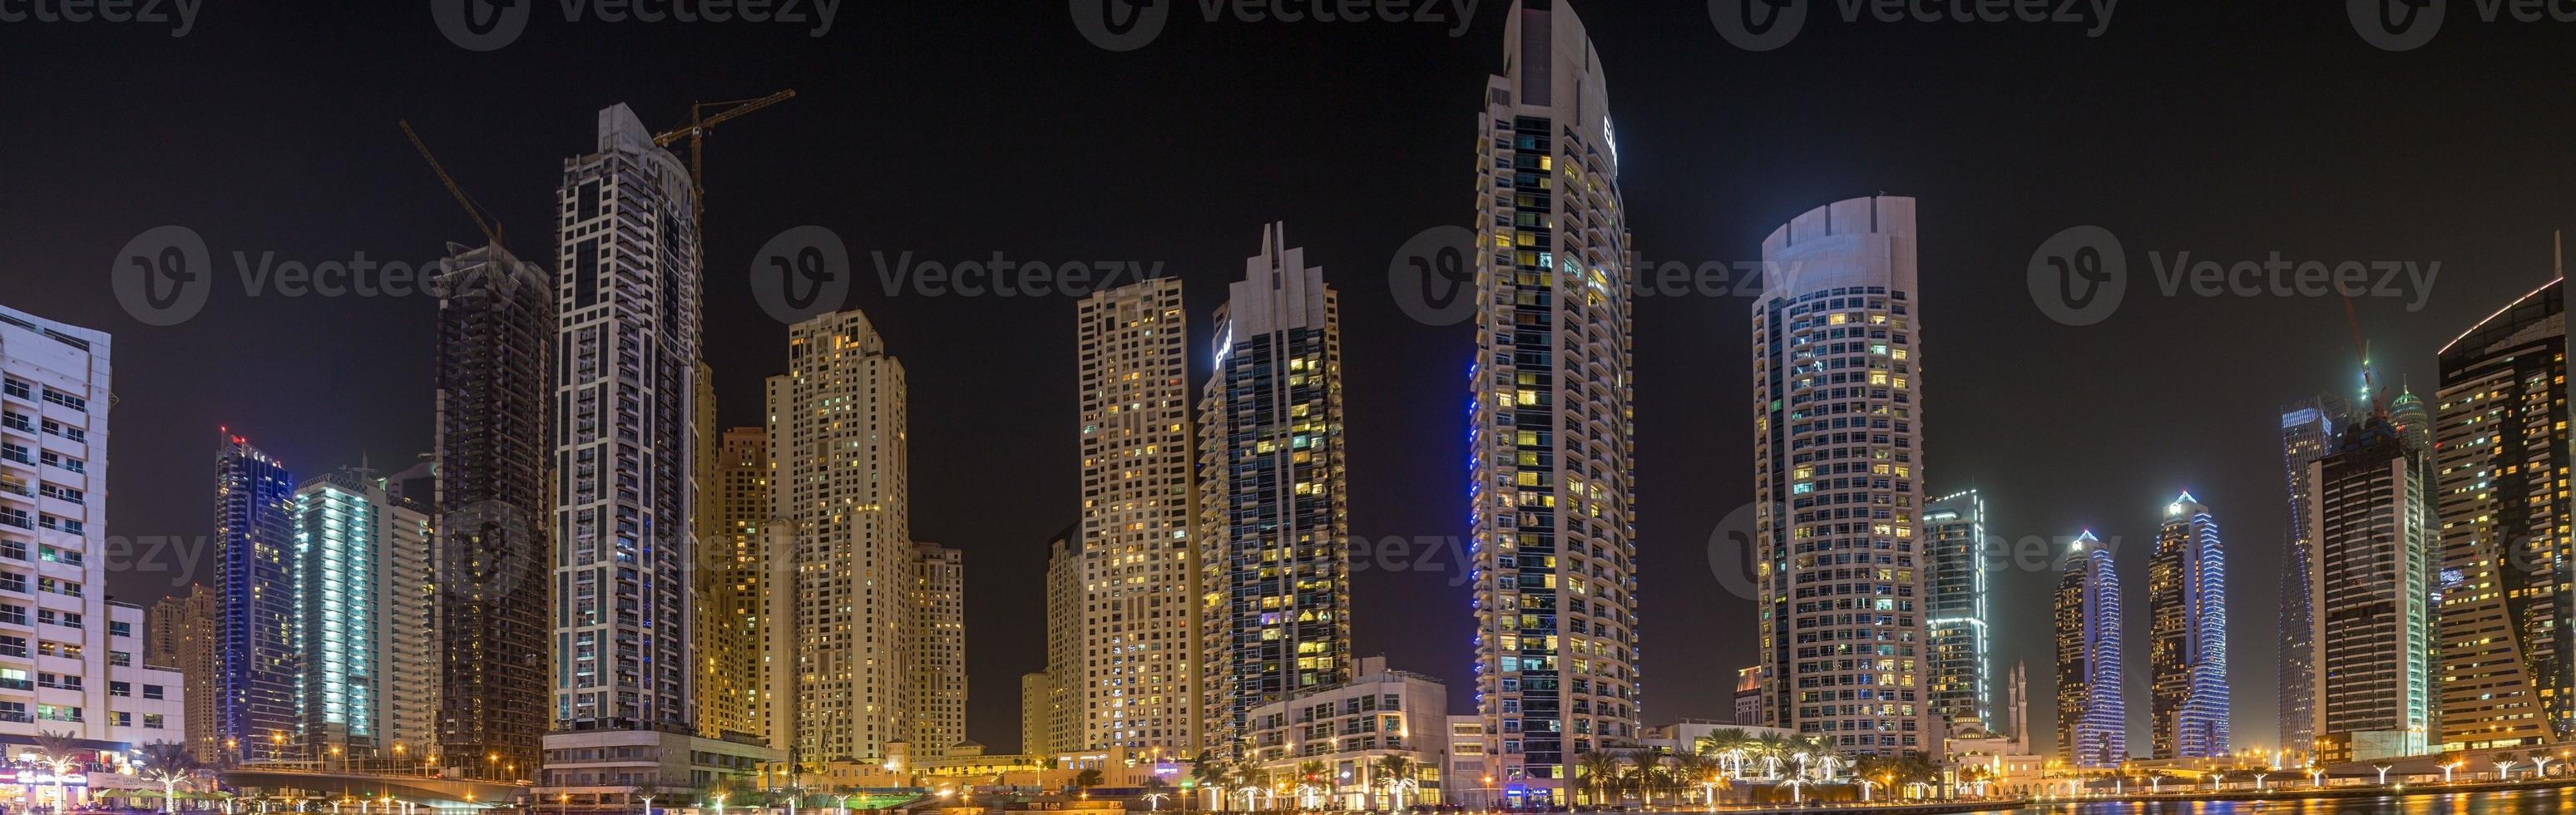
(2145, 492, 2227, 758)
(0, 306, 155, 752)
(215, 431, 297, 763)
(146, 585, 219, 762)
(909, 542, 966, 756)
(697, 427, 766, 741)
(539, 103, 772, 806)
(765, 309, 912, 763)
(2275, 393, 2350, 758)
(2434, 279, 2572, 750)
(1924, 490, 1987, 733)
(292, 469, 437, 759)
(1467, 3, 1639, 803)
(1241, 657, 1447, 810)
(1021, 671, 1053, 756)
(2053, 531, 2124, 768)
(1043, 526, 1083, 753)
(1752, 195, 1929, 757)
(431, 241, 554, 777)
(1074, 279, 1199, 753)
(1199, 224, 1349, 758)
(2308, 416, 2435, 763)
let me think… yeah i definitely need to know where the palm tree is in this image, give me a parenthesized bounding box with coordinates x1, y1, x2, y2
(1374, 755, 1416, 809)
(30, 730, 82, 813)
(137, 742, 200, 815)
(1576, 750, 1625, 806)
(1074, 768, 1105, 796)
(1295, 760, 1329, 810)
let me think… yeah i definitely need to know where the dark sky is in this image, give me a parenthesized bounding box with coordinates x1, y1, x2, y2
(5, 1, 2573, 757)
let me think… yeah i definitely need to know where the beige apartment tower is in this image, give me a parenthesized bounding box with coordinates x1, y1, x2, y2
(1074, 278, 1199, 753)
(767, 309, 915, 763)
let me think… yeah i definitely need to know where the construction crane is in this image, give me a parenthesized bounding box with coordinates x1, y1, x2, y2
(651, 89, 795, 222)
(398, 119, 507, 251)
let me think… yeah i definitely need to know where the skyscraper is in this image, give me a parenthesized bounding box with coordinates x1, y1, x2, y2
(149, 585, 220, 763)
(2053, 531, 2124, 768)
(292, 468, 437, 758)
(1199, 224, 1348, 758)
(1, 306, 181, 752)
(215, 431, 297, 763)
(1752, 195, 1928, 757)
(698, 427, 767, 741)
(2276, 393, 2351, 758)
(1075, 278, 1199, 753)
(431, 241, 553, 777)
(909, 542, 967, 756)
(1021, 671, 1055, 756)
(766, 309, 912, 762)
(2146, 492, 2227, 758)
(2309, 415, 2435, 763)
(2434, 279, 2571, 750)
(1924, 490, 1988, 733)
(1468, 2, 1638, 801)
(541, 104, 774, 805)
(1043, 526, 1084, 753)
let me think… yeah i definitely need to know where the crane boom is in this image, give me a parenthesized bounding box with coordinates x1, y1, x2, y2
(399, 119, 506, 250)
(650, 90, 795, 224)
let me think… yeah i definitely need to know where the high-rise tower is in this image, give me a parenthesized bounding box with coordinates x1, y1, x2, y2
(292, 468, 436, 758)
(767, 309, 912, 762)
(432, 241, 553, 777)
(697, 427, 767, 742)
(2434, 279, 2572, 750)
(2053, 531, 2124, 768)
(1199, 224, 1348, 758)
(2146, 493, 2227, 758)
(215, 431, 297, 763)
(2309, 416, 2435, 763)
(1468, 2, 1639, 802)
(1075, 279, 1199, 753)
(2276, 393, 2351, 758)
(1925, 490, 1988, 733)
(1752, 195, 1928, 757)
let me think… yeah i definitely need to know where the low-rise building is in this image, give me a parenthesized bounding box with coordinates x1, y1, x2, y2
(1242, 657, 1445, 810)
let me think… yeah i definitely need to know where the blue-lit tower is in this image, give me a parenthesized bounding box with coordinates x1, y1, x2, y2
(2054, 531, 2124, 768)
(215, 430, 297, 763)
(2148, 493, 2227, 758)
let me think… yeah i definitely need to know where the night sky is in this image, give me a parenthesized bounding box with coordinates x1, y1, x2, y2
(7, 1, 2574, 758)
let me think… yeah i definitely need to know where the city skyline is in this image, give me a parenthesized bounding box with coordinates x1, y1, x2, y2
(14, 1, 2576, 759)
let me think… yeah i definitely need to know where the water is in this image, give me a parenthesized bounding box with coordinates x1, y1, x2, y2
(1986, 787, 2576, 815)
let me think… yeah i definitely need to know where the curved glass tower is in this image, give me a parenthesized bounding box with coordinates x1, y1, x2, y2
(2147, 492, 2227, 758)
(2054, 531, 2124, 768)
(1750, 195, 1930, 755)
(1467, 1, 1637, 803)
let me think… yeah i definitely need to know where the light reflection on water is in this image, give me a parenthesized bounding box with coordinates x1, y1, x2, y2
(2000, 787, 2576, 815)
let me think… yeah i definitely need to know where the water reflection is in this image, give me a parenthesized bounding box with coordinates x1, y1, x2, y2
(2010, 786, 2576, 815)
